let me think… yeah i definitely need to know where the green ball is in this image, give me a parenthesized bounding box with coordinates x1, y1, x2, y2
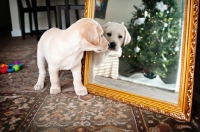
(13, 65, 20, 72)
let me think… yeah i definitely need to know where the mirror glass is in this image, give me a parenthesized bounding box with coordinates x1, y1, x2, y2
(90, 0, 185, 104)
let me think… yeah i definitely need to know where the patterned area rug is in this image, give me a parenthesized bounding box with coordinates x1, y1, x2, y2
(0, 35, 200, 132)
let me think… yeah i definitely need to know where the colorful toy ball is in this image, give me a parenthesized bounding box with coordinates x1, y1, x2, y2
(0, 61, 23, 74)
(0, 64, 8, 74)
(13, 65, 20, 72)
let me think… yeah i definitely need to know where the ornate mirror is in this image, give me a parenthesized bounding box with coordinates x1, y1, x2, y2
(83, 0, 199, 121)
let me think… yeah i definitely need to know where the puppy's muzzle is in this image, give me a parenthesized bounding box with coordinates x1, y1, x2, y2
(96, 42, 109, 53)
(108, 42, 116, 50)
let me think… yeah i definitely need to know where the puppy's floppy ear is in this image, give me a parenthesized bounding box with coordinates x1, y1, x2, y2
(101, 22, 111, 31)
(81, 23, 99, 46)
(123, 26, 131, 46)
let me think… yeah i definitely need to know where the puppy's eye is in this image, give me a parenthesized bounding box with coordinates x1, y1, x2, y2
(101, 35, 103, 37)
(107, 33, 111, 36)
(118, 35, 123, 38)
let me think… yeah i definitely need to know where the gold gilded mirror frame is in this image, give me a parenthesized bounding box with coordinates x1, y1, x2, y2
(83, 0, 199, 121)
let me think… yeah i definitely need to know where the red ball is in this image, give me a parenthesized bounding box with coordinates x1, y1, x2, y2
(1, 67, 8, 74)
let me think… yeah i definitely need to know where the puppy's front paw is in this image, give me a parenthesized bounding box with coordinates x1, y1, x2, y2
(50, 88, 61, 94)
(75, 86, 88, 96)
(34, 83, 44, 90)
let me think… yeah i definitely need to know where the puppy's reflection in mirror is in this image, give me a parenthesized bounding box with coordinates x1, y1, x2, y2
(90, 22, 131, 83)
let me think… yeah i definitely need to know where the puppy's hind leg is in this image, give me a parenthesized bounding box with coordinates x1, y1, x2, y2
(34, 50, 46, 90)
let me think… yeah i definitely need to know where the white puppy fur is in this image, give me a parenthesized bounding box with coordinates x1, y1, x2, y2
(34, 18, 109, 96)
(90, 22, 131, 82)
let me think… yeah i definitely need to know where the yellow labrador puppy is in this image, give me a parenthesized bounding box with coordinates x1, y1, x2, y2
(34, 18, 109, 96)
(90, 22, 131, 82)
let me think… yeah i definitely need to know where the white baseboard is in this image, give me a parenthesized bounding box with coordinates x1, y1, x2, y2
(11, 30, 21, 37)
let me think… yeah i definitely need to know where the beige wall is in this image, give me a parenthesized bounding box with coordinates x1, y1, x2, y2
(95, 0, 142, 25)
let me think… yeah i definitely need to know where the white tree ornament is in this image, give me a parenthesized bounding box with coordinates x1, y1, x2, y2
(134, 18, 146, 26)
(168, 33, 172, 38)
(144, 11, 148, 17)
(156, 1, 168, 12)
(164, 23, 168, 27)
(174, 46, 179, 51)
(137, 36, 141, 41)
(134, 46, 141, 53)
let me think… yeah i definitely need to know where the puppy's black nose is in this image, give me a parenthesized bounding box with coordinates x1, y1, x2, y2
(109, 42, 116, 49)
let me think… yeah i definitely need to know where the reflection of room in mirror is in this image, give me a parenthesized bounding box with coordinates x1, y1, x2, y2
(92, 0, 184, 104)
(94, 0, 140, 25)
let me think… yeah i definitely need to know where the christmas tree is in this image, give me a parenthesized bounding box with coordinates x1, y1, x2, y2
(121, 0, 182, 80)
